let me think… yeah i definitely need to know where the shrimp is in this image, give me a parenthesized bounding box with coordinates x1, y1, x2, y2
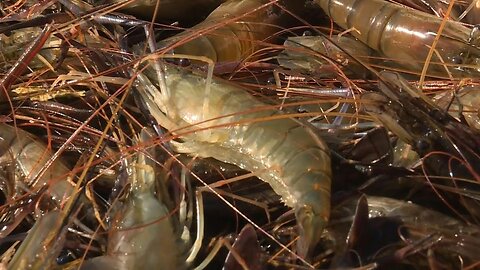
(327, 195, 480, 268)
(0, 123, 82, 236)
(0, 123, 77, 205)
(135, 57, 332, 258)
(314, 0, 480, 78)
(159, 0, 283, 62)
(80, 128, 187, 269)
(362, 71, 480, 177)
(7, 210, 68, 270)
(362, 71, 480, 223)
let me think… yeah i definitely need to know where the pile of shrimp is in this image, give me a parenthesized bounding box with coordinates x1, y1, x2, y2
(0, 0, 480, 269)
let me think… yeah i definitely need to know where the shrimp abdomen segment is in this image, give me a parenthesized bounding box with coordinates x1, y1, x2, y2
(316, 0, 477, 76)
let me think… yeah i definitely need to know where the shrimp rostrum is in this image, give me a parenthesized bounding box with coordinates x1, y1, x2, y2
(134, 58, 332, 258)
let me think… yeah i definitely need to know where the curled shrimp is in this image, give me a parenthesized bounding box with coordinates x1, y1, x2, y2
(135, 55, 332, 259)
(314, 0, 480, 78)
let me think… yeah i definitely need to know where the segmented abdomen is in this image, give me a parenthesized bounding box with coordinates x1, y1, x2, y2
(179, 97, 332, 219)
(315, 0, 478, 76)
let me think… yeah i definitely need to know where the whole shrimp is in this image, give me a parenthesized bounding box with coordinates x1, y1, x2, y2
(314, 0, 480, 78)
(135, 57, 332, 258)
(80, 129, 187, 270)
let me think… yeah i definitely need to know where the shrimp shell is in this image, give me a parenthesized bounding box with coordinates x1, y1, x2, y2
(315, 0, 480, 77)
(0, 123, 76, 205)
(7, 210, 66, 270)
(81, 129, 186, 270)
(104, 0, 225, 21)
(136, 63, 332, 258)
(453, 85, 480, 131)
(161, 0, 282, 62)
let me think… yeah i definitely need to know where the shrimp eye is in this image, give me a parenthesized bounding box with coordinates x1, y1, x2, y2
(57, 250, 75, 265)
(430, 108, 447, 122)
(451, 55, 463, 65)
(166, 58, 191, 67)
(416, 138, 431, 153)
(177, 58, 191, 67)
(266, 77, 276, 85)
(297, 106, 308, 113)
(302, 30, 313, 36)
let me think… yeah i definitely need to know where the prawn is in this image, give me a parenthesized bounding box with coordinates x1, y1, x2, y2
(159, 0, 283, 62)
(134, 56, 332, 259)
(326, 195, 480, 268)
(80, 128, 188, 269)
(314, 0, 480, 78)
(362, 71, 480, 220)
(7, 210, 68, 270)
(0, 123, 84, 236)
